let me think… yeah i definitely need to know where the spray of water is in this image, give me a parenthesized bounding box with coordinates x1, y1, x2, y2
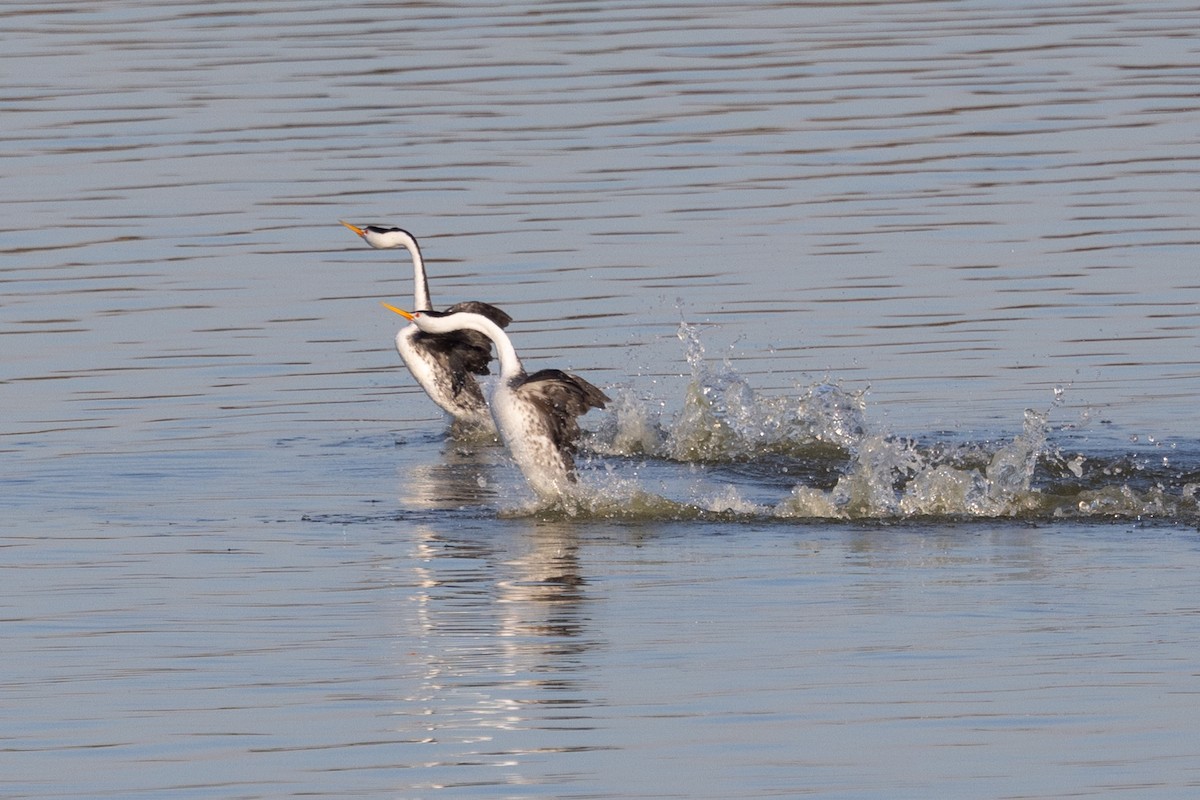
(534, 323, 1199, 522)
(592, 322, 866, 462)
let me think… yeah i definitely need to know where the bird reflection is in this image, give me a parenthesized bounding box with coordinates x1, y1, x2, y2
(496, 525, 589, 641)
(397, 521, 599, 784)
(394, 440, 506, 510)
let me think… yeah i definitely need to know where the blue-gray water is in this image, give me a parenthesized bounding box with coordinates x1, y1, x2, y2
(4, 2, 1200, 797)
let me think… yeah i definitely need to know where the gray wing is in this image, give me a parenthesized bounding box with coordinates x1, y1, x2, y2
(515, 369, 610, 457)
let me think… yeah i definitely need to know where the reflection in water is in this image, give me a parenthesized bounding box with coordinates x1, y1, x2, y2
(393, 436, 506, 510)
(400, 523, 601, 791)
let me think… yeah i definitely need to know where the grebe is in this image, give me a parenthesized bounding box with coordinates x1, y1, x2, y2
(383, 304, 609, 500)
(342, 221, 511, 431)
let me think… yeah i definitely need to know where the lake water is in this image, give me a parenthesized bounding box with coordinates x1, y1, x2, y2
(4, 1, 1200, 797)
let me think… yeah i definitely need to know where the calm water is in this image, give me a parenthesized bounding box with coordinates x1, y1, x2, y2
(4, 1, 1200, 797)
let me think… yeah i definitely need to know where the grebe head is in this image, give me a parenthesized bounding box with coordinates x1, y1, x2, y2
(382, 303, 456, 334)
(382, 302, 508, 339)
(340, 220, 418, 251)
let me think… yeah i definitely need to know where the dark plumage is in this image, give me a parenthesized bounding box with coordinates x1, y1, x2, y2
(522, 369, 612, 465)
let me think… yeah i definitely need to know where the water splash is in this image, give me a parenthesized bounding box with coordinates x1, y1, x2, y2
(669, 322, 868, 460)
(776, 409, 1051, 520)
(562, 323, 1199, 523)
(593, 322, 866, 463)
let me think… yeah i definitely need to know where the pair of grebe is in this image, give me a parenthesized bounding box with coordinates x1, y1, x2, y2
(341, 221, 608, 500)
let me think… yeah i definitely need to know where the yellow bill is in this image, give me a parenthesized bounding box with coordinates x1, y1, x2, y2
(381, 302, 415, 320)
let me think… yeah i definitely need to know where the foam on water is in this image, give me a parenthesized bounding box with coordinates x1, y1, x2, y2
(774, 410, 1051, 520)
(552, 323, 1200, 523)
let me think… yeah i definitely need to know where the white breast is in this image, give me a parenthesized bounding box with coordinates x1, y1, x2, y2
(395, 327, 493, 430)
(490, 384, 575, 499)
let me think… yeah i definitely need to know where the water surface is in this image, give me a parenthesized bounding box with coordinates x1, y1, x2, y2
(4, 1, 1200, 798)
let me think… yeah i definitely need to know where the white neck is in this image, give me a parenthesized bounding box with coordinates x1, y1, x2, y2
(472, 315, 523, 380)
(404, 236, 432, 311)
(358, 227, 433, 309)
(423, 312, 523, 380)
